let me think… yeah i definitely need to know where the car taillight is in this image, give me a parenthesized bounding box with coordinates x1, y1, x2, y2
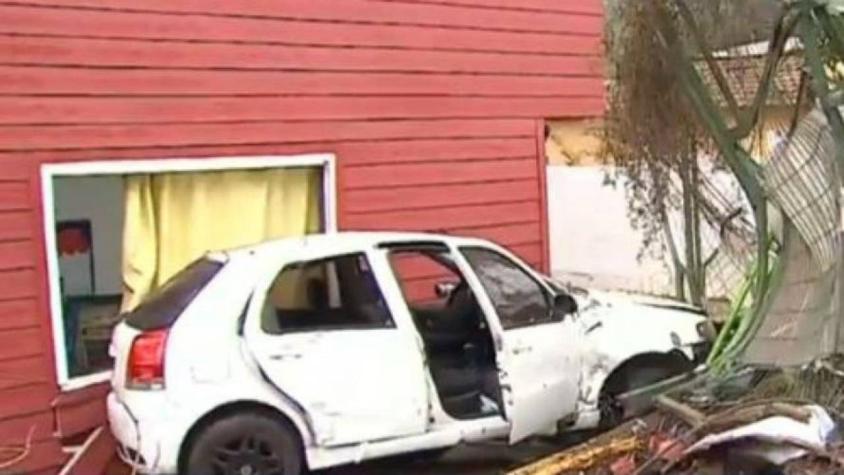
(127, 329, 168, 390)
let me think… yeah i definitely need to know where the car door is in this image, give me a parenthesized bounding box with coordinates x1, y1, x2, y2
(458, 245, 580, 443)
(243, 250, 429, 447)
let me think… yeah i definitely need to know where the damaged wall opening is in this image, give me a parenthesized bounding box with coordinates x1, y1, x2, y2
(41, 155, 336, 390)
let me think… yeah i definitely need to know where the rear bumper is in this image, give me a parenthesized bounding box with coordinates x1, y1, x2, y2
(107, 392, 179, 474)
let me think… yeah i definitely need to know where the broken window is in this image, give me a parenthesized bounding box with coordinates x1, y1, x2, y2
(261, 253, 394, 334)
(461, 247, 552, 329)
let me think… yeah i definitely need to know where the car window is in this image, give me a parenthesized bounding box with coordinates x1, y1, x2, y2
(126, 257, 224, 331)
(460, 247, 552, 329)
(388, 248, 462, 304)
(261, 253, 394, 334)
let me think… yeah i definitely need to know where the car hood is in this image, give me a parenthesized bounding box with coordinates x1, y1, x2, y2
(559, 283, 709, 346)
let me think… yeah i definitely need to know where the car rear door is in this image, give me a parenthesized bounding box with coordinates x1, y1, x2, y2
(458, 245, 580, 443)
(243, 249, 429, 447)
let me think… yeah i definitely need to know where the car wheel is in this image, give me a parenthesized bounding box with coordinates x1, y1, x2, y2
(185, 412, 302, 475)
(598, 362, 690, 429)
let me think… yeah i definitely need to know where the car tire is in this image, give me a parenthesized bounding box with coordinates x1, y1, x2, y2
(598, 361, 691, 429)
(185, 411, 303, 475)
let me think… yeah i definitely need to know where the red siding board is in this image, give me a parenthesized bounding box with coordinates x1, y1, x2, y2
(53, 383, 109, 408)
(336, 138, 538, 166)
(345, 201, 540, 231)
(0, 438, 66, 474)
(0, 269, 37, 300)
(0, 327, 44, 361)
(56, 397, 107, 438)
(65, 428, 117, 475)
(452, 221, 543, 246)
(0, 356, 49, 390)
(378, 0, 604, 15)
(0, 36, 603, 76)
(0, 5, 601, 55)
(0, 96, 604, 125)
(0, 181, 29, 211)
(12, 0, 604, 35)
(0, 410, 54, 443)
(0, 384, 56, 420)
(343, 159, 538, 189)
(345, 179, 540, 213)
(0, 67, 604, 98)
(0, 240, 36, 270)
(0, 298, 39, 330)
(0, 212, 34, 241)
(0, 120, 535, 151)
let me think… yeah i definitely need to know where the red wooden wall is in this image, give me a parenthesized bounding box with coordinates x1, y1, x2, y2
(0, 1, 604, 472)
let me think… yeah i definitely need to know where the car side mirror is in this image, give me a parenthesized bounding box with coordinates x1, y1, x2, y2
(554, 293, 578, 315)
(435, 281, 457, 299)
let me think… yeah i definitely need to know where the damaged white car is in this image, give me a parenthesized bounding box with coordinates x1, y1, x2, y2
(108, 232, 712, 475)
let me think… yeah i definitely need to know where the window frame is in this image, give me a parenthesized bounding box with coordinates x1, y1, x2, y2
(260, 252, 397, 335)
(459, 245, 557, 330)
(41, 153, 337, 391)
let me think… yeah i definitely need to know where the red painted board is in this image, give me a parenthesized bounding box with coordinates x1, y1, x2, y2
(0, 96, 605, 126)
(0, 298, 40, 331)
(0, 383, 56, 419)
(0, 212, 33, 241)
(345, 200, 540, 231)
(0, 119, 535, 151)
(343, 159, 538, 189)
(65, 427, 117, 475)
(0, 67, 604, 98)
(0, 327, 45, 361)
(0, 356, 49, 390)
(0, 5, 601, 56)
(11, 0, 605, 35)
(0, 36, 603, 76)
(0, 240, 36, 271)
(345, 179, 540, 214)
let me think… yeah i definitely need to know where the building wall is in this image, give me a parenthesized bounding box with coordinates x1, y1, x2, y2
(547, 165, 674, 296)
(0, 1, 604, 472)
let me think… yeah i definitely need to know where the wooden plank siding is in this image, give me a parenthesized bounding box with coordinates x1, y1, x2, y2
(0, 0, 604, 472)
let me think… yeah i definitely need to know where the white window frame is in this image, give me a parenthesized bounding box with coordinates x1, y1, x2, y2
(41, 154, 337, 391)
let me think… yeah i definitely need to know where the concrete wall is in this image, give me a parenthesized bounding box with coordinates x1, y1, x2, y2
(546, 165, 674, 295)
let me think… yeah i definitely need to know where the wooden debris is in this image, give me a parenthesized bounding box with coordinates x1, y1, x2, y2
(507, 436, 644, 475)
(654, 395, 706, 427)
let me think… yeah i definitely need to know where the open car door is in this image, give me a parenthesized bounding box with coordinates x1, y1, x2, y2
(459, 246, 580, 443)
(243, 250, 429, 447)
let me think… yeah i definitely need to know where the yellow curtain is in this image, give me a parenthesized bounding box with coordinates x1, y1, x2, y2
(122, 167, 322, 310)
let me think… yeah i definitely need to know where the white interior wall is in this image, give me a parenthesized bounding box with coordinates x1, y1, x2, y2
(546, 165, 674, 296)
(53, 176, 124, 296)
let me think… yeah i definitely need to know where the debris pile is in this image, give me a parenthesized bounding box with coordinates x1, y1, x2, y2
(509, 358, 844, 475)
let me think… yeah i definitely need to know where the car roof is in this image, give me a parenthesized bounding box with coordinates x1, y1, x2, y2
(220, 231, 488, 261)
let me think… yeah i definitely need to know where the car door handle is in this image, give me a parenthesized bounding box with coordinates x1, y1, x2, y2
(511, 345, 533, 355)
(269, 352, 303, 360)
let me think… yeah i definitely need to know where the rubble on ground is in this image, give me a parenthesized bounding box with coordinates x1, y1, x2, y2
(509, 357, 844, 475)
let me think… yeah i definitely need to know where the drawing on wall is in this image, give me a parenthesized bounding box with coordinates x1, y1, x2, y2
(57, 219, 95, 296)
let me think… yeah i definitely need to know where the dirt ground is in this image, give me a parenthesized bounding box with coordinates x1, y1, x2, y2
(318, 435, 588, 475)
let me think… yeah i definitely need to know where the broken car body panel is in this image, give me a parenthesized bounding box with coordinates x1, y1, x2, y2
(107, 232, 710, 473)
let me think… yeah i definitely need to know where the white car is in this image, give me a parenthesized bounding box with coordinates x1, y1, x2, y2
(108, 232, 712, 475)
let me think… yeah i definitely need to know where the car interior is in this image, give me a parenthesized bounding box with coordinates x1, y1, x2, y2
(262, 253, 395, 334)
(385, 243, 504, 420)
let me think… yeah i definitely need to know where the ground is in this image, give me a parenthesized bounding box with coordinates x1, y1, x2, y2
(317, 436, 586, 475)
